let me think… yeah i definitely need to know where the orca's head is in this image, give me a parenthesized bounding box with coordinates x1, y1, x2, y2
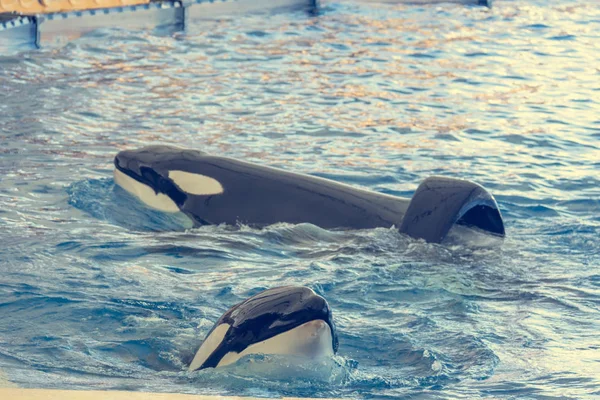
(114, 145, 223, 213)
(188, 286, 339, 371)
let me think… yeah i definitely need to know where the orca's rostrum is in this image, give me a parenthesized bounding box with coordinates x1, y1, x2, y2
(188, 286, 338, 371)
(114, 145, 505, 243)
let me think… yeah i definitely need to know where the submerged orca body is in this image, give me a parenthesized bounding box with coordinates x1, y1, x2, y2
(114, 145, 505, 243)
(188, 286, 338, 371)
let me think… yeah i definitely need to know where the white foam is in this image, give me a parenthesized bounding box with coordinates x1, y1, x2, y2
(113, 168, 179, 213)
(168, 170, 224, 196)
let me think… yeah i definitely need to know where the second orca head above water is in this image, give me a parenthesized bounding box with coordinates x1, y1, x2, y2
(113, 146, 223, 215)
(114, 145, 505, 243)
(188, 286, 339, 371)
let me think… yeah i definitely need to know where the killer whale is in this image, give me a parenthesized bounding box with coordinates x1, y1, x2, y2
(188, 286, 338, 371)
(114, 145, 505, 243)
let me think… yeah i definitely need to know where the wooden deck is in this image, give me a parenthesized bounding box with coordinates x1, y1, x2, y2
(1, 0, 150, 15)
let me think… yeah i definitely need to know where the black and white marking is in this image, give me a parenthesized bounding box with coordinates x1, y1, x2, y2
(114, 145, 505, 243)
(188, 286, 338, 371)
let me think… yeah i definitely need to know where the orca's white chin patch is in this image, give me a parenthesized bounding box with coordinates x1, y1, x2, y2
(216, 319, 334, 369)
(113, 168, 180, 213)
(188, 323, 231, 372)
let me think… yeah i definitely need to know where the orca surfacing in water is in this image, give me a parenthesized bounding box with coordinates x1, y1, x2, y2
(113, 145, 505, 243)
(188, 286, 338, 371)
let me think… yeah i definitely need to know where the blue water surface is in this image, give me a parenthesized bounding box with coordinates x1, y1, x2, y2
(0, 0, 599, 398)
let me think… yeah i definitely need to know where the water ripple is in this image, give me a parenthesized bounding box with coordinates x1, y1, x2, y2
(0, 0, 599, 398)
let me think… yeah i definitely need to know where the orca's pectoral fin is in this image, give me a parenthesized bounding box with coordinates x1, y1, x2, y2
(399, 176, 505, 243)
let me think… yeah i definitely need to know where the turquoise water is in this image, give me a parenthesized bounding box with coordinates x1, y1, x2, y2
(1, 0, 599, 398)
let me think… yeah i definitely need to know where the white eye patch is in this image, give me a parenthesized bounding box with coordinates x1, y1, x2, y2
(168, 170, 224, 196)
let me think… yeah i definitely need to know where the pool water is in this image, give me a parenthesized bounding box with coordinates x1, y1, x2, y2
(0, 0, 599, 398)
